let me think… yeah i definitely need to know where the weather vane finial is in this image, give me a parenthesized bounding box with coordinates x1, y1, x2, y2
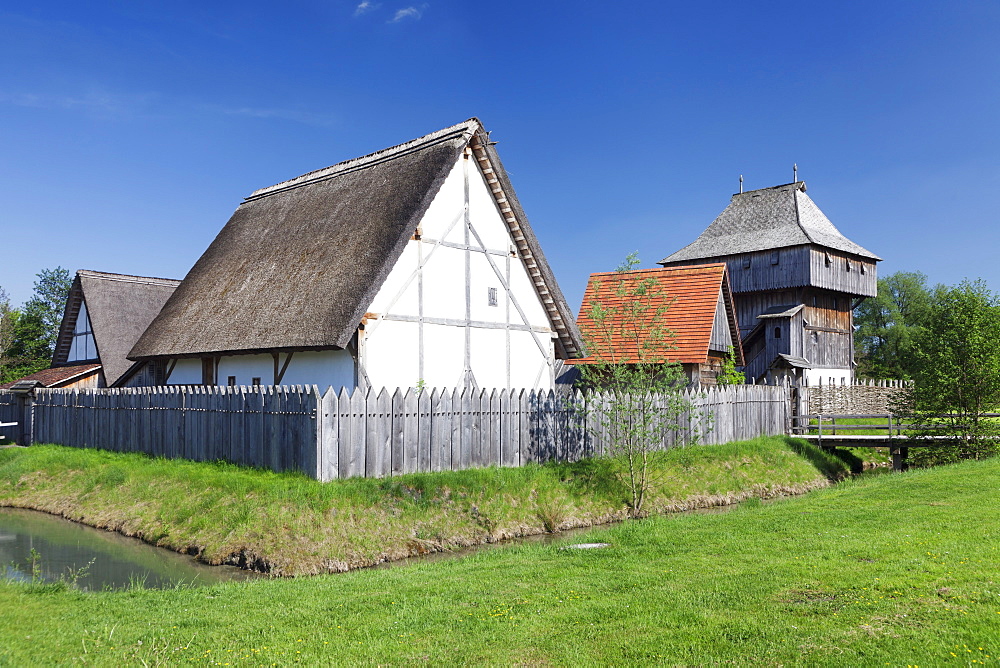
(793, 163, 798, 183)
(739, 174, 743, 193)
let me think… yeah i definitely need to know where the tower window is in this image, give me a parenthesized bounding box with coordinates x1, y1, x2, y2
(773, 327, 781, 339)
(771, 250, 779, 265)
(742, 255, 751, 269)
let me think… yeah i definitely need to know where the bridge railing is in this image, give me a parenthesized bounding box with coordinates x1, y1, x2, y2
(791, 412, 1000, 439)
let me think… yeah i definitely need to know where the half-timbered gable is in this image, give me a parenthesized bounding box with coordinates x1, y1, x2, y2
(568, 264, 743, 386)
(659, 181, 880, 384)
(128, 119, 582, 391)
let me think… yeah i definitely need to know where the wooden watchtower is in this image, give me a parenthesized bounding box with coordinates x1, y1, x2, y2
(658, 181, 881, 384)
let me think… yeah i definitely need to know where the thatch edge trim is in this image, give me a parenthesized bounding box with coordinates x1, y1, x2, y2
(474, 138, 583, 358)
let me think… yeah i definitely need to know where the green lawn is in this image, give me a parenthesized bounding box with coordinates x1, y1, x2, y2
(1, 454, 999, 665)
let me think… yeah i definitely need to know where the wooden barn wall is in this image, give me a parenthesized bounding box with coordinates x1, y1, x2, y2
(709, 291, 733, 353)
(732, 290, 799, 338)
(0, 391, 18, 425)
(802, 329, 853, 368)
(742, 316, 791, 382)
(722, 247, 812, 294)
(809, 248, 877, 297)
(802, 290, 854, 331)
(24, 384, 791, 481)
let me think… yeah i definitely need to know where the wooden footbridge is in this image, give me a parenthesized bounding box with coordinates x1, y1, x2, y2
(789, 413, 982, 471)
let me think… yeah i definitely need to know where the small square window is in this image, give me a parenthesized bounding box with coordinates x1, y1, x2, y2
(488, 287, 498, 307)
(227, 376, 236, 387)
(252, 377, 261, 386)
(770, 251, 779, 265)
(742, 255, 751, 269)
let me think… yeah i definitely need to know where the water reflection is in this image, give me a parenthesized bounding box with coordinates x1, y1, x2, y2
(0, 508, 258, 590)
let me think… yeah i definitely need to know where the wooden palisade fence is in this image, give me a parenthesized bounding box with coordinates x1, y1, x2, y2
(8, 384, 790, 481)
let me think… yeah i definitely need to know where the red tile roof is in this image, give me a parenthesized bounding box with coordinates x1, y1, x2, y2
(569, 264, 738, 365)
(0, 363, 102, 389)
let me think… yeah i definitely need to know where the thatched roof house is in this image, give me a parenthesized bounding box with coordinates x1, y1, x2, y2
(49, 270, 180, 387)
(129, 119, 581, 391)
(568, 264, 743, 386)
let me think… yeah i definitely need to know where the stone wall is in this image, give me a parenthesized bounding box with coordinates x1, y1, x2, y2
(803, 379, 911, 415)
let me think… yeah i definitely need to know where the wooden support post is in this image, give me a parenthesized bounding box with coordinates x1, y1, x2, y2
(890, 445, 907, 472)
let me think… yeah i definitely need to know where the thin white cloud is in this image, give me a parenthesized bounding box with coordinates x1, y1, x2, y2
(220, 106, 337, 127)
(353, 1, 379, 16)
(390, 5, 425, 22)
(0, 90, 155, 117)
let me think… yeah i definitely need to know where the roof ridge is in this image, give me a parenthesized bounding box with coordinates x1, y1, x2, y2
(733, 181, 806, 198)
(586, 264, 726, 278)
(78, 270, 181, 286)
(792, 187, 817, 245)
(245, 118, 482, 202)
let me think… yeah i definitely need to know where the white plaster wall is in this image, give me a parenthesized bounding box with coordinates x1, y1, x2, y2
(507, 257, 549, 325)
(168, 350, 354, 391)
(216, 354, 273, 385)
(417, 322, 466, 388)
(468, 251, 506, 324)
(168, 358, 202, 385)
(362, 319, 420, 390)
(418, 245, 467, 321)
(360, 153, 556, 391)
(510, 332, 553, 389)
(803, 367, 853, 386)
(278, 351, 355, 391)
(469, 327, 508, 389)
(368, 243, 420, 318)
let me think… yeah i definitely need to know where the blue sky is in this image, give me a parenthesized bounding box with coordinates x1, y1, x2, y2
(2, 1, 999, 312)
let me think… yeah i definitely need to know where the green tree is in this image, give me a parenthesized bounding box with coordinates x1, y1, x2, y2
(575, 253, 694, 514)
(0, 286, 18, 382)
(854, 271, 934, 379)
(0, 268, 73, 383)
(716, 346, 744, 386)
(23, 267, 73, 357)
(906, 279, 1000, 463)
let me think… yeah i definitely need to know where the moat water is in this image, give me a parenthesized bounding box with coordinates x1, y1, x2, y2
(0, 508, 259, 590)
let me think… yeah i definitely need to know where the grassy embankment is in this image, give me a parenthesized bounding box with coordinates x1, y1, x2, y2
(0, 436, 842, 575)
(1, 452, 999, 665)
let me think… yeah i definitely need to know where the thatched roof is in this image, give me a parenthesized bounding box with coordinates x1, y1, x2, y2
(130, 119, 581, 360)
(659, 182, 881, 265)
(53, 271, 180, 386)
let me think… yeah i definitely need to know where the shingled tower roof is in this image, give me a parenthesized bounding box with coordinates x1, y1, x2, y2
(659, 182, 881, 265)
